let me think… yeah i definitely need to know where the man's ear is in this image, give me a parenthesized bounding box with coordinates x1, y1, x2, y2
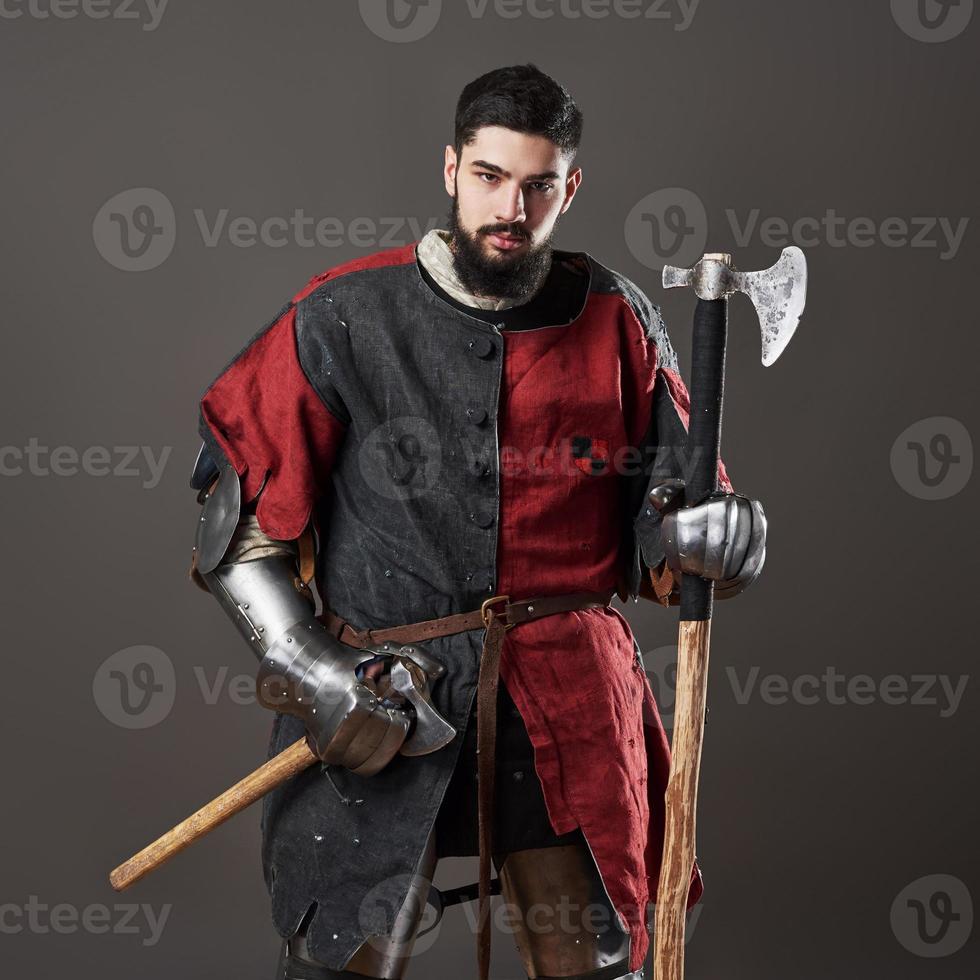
(443, 145, 458, 197)
(559, 166, 583, 215)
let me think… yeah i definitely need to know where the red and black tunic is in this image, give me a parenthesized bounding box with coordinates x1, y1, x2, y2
(197, 241, 731, 974)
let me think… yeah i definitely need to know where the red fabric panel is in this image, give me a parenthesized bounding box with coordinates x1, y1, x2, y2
(291, 243, 417, 304)
(494, 292, 703, 973)
(199, 305, 347, 540)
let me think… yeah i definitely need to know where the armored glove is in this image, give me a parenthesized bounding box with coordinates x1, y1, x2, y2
(254, 629, 416, 775)
(648, 478, 767, 599)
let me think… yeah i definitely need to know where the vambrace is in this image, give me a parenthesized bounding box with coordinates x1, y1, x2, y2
(190, 462, 412, 775)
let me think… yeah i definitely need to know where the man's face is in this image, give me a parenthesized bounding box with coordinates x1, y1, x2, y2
(443, 125, 582, 298)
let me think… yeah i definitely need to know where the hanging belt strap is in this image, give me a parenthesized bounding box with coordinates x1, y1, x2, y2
(322, 588, 617, 980)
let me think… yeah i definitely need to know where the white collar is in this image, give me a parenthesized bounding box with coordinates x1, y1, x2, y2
(416, 228, 535, 311)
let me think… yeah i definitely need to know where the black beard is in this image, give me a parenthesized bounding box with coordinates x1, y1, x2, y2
(445, 196, 555, 302)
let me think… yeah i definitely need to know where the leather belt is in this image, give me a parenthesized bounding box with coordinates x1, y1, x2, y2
(322, 588, 616, 980)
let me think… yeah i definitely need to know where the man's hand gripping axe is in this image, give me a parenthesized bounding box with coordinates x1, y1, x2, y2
(654, 247, 807, 980)
(108, 644, 455, 892)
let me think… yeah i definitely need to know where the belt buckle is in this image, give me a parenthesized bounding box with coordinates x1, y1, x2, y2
(481, 594, 515, 630)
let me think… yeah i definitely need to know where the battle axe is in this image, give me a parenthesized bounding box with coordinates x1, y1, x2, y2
(653, 247, 807, 980)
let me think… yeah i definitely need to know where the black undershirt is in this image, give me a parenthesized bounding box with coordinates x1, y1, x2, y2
(418, 250, 589, 330)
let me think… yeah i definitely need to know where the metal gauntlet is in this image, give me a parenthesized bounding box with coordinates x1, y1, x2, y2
(191, 462, 417, 776)
(649, 478, 767, 599)
(254, 621, 411, 774)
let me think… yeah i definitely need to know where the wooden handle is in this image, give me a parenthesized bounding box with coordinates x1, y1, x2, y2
(109, 736, 316, 891)
(654, 619, 711, 980)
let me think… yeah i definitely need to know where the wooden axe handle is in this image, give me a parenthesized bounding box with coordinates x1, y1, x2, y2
(109, 737, 316, 892)
(653, 619, 711, 980)
(654, 295, 728, 980)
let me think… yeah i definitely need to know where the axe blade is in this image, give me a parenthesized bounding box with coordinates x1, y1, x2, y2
(662, 246, 808, 367)
(732, 245, 807, 367)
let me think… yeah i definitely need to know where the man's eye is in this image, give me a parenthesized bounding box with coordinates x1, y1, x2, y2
(529, 182, 554, 193)
(477, 172, 499, 184)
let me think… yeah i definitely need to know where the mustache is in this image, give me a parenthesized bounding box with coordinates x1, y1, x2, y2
(478, 223, 529, 239)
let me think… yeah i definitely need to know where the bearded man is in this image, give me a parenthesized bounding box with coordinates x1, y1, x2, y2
(189, 63, 765, 980)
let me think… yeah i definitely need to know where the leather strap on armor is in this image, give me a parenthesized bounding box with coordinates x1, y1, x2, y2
(322, 588, 617, 980)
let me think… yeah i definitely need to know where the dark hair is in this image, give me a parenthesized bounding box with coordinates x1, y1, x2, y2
(454, 64, 583, 163)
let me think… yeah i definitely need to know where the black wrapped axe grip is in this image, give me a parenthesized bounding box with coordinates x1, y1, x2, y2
(680, 296, 728, 622)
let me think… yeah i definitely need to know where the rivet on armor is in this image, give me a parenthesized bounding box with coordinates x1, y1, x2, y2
(352, 838, 361, 846)
(527, 604, 534, 614)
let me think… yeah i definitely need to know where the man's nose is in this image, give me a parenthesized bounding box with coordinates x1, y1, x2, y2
(495, 186, 526, 225)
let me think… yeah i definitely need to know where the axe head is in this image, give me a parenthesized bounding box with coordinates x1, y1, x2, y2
(662, 246, 807, 366)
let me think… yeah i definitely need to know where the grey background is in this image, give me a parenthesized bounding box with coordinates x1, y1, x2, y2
(1, 0, 977, 977)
